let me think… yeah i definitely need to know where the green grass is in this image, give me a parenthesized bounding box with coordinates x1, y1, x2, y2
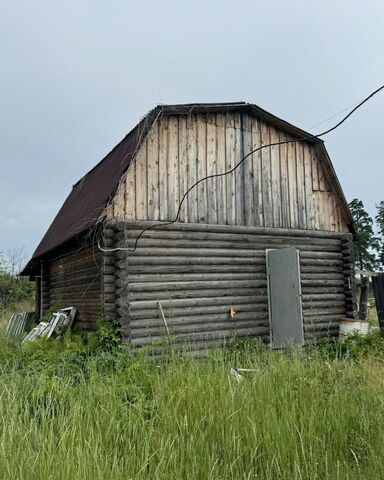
(0, 331, 384, 480)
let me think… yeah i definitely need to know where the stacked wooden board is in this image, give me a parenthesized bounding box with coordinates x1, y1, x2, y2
(22, 307, 76, 343)
(6, 312, 35, 338)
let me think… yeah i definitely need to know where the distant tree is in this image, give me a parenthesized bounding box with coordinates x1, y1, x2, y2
(375, 200, 384, 270)
(349, 199, 379, 271)
(349, 199, 380, 321)
(0, 249, 34, 309)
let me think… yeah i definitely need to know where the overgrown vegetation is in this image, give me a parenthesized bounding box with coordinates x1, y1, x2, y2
(0, 321, 384, 479)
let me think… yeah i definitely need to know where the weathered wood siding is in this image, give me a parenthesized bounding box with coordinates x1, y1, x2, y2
(106, 220, 354, 349)
(41, 246, 102, 330)
(108, 112, 349, 233)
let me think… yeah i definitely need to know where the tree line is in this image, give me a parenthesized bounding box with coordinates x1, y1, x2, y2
(349, 199, 384, 321)
(349, 199, 384, 272)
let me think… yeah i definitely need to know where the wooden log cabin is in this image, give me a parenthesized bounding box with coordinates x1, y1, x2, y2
(21, 102, 356, 348)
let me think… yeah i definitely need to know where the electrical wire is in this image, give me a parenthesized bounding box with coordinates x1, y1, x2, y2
(98, 84, 384, 254)
(307, 99, 365, 131)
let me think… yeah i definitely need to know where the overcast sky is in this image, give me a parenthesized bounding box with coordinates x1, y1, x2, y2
(0, 0, 383, 259)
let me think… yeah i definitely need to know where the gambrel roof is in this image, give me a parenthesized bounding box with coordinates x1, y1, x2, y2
(22, 102, 352, 275)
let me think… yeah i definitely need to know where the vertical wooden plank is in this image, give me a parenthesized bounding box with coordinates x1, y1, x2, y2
(197, 113, 208, 222)
(327, 192, 337, 231)
(225, 113, 236, 225)
(261, 121, 273, 228)
(206, 113, 218, 224)
(243, 113, 255, 226)
(287, 137, 298, 228)
(113, 180, 126, 218)
(147, 120, 159, 220)
(158, 116, 169, 221)
(324, 192, 333, 230)
(178, 115, 188, 222)
(270, 126, 281, 227)
(135, 140, 148, 220)
(311, 147, 319, 191)
(303, 143, 315, 229)
(318, 161, 327, 191)
(105, 200, 114, 219)
(235, 112, 245, 225)
(251, 116, 263, 227)
(216, 113, 227, 225)
(125, 162, 136, 219)
(186, 114, 198, 223)
(279, 131, 290, 228)
(296, 142, 306, 229)
(167, 116, 179, 220)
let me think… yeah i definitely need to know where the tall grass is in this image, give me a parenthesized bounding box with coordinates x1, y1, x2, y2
(0, 334, 384, 479)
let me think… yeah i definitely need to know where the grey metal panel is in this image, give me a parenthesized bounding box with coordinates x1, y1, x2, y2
(267, 247, 304, 348)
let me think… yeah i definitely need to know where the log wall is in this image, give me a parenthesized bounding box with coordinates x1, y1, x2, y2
(108, 112, 349, 233)
(106, 220, 355, 349)
(41, 245, 102, 330)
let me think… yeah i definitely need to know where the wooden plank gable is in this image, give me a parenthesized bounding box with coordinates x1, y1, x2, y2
(108, 111, 349, 233)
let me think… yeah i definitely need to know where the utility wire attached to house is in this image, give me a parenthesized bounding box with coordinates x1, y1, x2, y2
(98, 84, 384, 254)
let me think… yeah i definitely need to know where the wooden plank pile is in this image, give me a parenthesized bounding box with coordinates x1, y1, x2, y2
(22, 307, 76, 343)
(6, 312, 35, 338)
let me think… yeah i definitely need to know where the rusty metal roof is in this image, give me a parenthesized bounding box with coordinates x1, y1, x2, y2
(21, 102, 352, 276)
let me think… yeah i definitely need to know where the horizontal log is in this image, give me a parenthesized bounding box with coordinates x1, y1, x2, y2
(302, 293, 345, 301)
(130, 320, 270, 338)
(304, 322, 339, 332)
(104, 284, 116, 294)
(111, 219, 346, 239)
(103, 274, 115, 283)
(128, 280, 267, 292)
(115, 245, 268, 258)
(48, 274, 101, 289)
(128, 287, 267, 302)
(303, 307, 346, 316)
(130, 326, 270, 347)
(102, 265, 116, 275)
(305, 330, 338, 340)
(130, 302, 268, 320)
(127, 335, 271, 352)
(129, 295, 268, 311)
(102, 228, 115, 239)
(115, 264, 266, 274)
(124, 272, 265, 284)
(101, 238, 114, 248)
(125, 256, 265, 266)
(48, 252, 102, 272)
(47, 268, 100, 282)
(103, 256, 115, 266)
(301, 279, 344, 287)
(112, 237, 342, 252)
(300, 258, 343, 267)
(48, 285, 101, 298)
(49, 290, 101, 301)
(130, 311, 269, 328)
(104, 304, 116, 313)
(48, 299, 101, 308)
(303, 313, 345, 323)
(301, 287, 345, 295)
(103, 293, 116, 302)
(300, 251, 342, 260)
